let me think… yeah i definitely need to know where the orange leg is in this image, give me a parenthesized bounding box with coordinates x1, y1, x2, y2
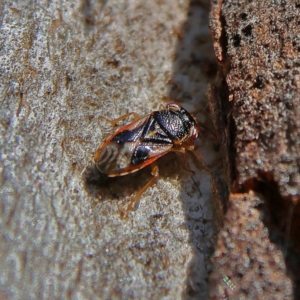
(119, 163, 159, 218)
(190, 150, 208, 169)
(100, 112, 141, 126)
(172, 140, 210, 174)
(172, 141, 195, 174)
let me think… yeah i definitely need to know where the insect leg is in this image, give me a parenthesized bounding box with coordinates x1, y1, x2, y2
(181, 151, 194, 174)
(172, 142, 195, 174)
(172, 140, 195, 153)
(120, 163, 159, 217)
(190, 149, 209, 171)
(181, 140, 215, 174)
(100, 112, 141, 126)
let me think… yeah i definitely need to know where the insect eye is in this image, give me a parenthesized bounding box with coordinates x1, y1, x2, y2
(191, 126, 199, 140)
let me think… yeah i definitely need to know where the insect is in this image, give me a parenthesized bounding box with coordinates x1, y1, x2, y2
(94, 102, 200, 215)
(223, 276, 236, 291)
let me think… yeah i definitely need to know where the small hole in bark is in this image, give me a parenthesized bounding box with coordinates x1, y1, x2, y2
(285, 101, 293, 109)
(233, 34, 241, 47)
(281, 0, 286, 6)
(253, 75, 265, 89)
(242, 24, 252, 36)
(240, 13, 247, 20)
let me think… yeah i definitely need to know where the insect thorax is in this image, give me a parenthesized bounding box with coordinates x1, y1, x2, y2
(153, 109, 191, 141)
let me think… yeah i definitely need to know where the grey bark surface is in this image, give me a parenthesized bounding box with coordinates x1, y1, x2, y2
(0, 1, 219, 299)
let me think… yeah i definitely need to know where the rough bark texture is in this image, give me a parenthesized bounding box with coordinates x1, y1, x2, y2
(226, 0, 300, 197)
(209, 0, 300, 298)
(0, 1, 219, 299)
(210, 192, 293, 300)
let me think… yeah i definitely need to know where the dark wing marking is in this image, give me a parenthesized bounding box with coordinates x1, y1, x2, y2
(142, 115, 173, 144)
(109, 116, 149, 144)
(112, 127, 144, 144)
(131, 142, 173, 166)
(109, 143, 173, 176)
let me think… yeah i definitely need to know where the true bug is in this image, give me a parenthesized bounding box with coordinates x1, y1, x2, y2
(94, 102, 200, 215)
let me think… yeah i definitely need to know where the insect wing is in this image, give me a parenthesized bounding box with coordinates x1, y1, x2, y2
(125, 141, 173, 174)
(107, 116, 149, 144)
(94, 116, 149, 175)
(126, 116, 174, 174)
